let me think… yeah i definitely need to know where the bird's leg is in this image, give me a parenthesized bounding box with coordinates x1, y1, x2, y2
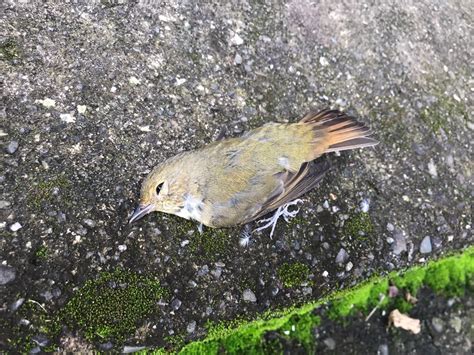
(254, 199, 303, 238)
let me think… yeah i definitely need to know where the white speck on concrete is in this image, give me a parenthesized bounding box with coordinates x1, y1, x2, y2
(129, 76, 141, 85)
(175, 78, 187, 86)
(428, 159, 438, 178)
(60, 113, 76, 123)
(77, 105, 87, 114)
(230, 33, 244, 46)
(35, 98, 56, 108)
(360, 198, 370, 212)
(10, 222, 22, 232)
(319, 56, 329, 66)
(118, 245, 127, 252)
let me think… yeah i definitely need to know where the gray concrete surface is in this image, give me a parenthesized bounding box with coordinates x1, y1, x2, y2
(1, 0, 472, 351)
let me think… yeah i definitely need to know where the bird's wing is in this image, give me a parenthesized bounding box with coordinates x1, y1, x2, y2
(242, 158, 331, 223)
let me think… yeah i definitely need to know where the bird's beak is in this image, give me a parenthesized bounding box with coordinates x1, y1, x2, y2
(129, 204, 154, 224)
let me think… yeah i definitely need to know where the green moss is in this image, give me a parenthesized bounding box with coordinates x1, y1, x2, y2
(344, 212, 374, 239)
(0, 39, 20, 61)
(277, 262, 310, 288)
(175, 247, 474, 354)
(419, 95, 468, 134)
(27, 174, 72, 211)
(61, 269, 166, 342)
(35, 245, 48, 260)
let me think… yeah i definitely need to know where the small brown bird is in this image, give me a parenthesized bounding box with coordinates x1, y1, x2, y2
(129, 109, 378, 235)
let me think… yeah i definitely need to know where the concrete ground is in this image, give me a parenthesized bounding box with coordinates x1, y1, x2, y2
(1, 0, 472, 352)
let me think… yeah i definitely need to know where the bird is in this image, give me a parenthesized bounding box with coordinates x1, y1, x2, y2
(129, 109, 378, 236)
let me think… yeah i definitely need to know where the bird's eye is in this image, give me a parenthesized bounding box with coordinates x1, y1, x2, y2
(156, 182, 164, 195)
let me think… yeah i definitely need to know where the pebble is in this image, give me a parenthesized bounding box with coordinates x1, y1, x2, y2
(386, 223, 395, 232)
(392, 230, 407, 255)
(345, 261, 353, 271)
(323, 337, 336, 350)
(431, 317, 444, 333)
(420, 236, 432, 254)
(0, 200, 11, 209)
(230, 33, 244, 46)
(242, 289, 257, 302)
(123, 346, 146, 353)
(118, 244, 127, 252)
(0, 265, 16, 285)
(186, 320, 196, 333)
(427, 159, 438, 178)
(6, 140, 19, 154)
(83, 218, 96, 228)
(335, 248, 349, 264)
(319, 56, 329, 66)
(171, 298, 182, 310)
(10, 298, 25, 312)
(234, 53, 242, 65)
(449, 316, 462, 333)
(10, 222, 22, 232)
(377, 344, 389, 355)
(60, 113, 76, 123)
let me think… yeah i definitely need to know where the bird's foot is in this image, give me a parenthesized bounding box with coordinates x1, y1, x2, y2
(254, 199, 303, 238)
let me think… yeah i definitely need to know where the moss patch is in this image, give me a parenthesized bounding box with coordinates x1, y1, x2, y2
(27, 174, 72, 211)
(61, 269, 166, 342)
(175, 247, 473, 354)
(277, 262, 310, 288)
(0, 38, 21, 62)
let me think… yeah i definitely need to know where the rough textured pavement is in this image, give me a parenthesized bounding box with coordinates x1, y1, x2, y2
(1, 0, 472, 352)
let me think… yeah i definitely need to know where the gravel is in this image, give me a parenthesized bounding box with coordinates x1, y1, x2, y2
(420, 236, 433, 254)
(243, 289, 257, 303)
(0, 265, 16, 285)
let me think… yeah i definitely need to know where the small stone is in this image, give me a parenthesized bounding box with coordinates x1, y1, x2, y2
(386, 223, 395, 232)
(420, 236, 432, 254)
(234, 53, 242, 65)
(392, 230, 407, 255)
(360, 199, 370, 212)
(118, 245, 127, 252)
(77, 105, 87, 114)
(60, 113, 76, 123)
(242, 289, 257, 302)
(335, 248, 349, 264)
(175, 78, 187, 86)
(431, 317, 444, 333)
(123, 346, 146, 353)
(345, 261, 353, 271)
(302, 287, 312, 296)
(10, 222, 22, 232)
(230, 33, 244, 46)
(319, 57, 329, 66)
(323, 337, 336, 350)
(171, 298, 182, 310)
(180, 239, 190, 247)
(377, 344, 389, 355)
(6, 141, 19, 154)
(427, 159, 438, 178)
(210, 268, 222, 279)
(129, 76, 141, 85)
(83, 219, 96, 228)
(449, 316, 462, 333)
(322, 270, 329, 277)
(0, 200, 11, 209)
(186, 320, 196, 333)
(35, 98, 56, 108)
(0, 265, 16, 285)
(10, 298, 25, 312)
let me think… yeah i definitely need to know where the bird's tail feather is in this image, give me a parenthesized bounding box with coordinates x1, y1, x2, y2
(300, 109, 378, 153)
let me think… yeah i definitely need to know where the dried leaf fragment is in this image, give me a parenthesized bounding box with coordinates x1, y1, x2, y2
(388, 309, 421, 334)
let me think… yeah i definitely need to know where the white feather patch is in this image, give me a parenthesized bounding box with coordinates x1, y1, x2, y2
(176, 194, 203, 221)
